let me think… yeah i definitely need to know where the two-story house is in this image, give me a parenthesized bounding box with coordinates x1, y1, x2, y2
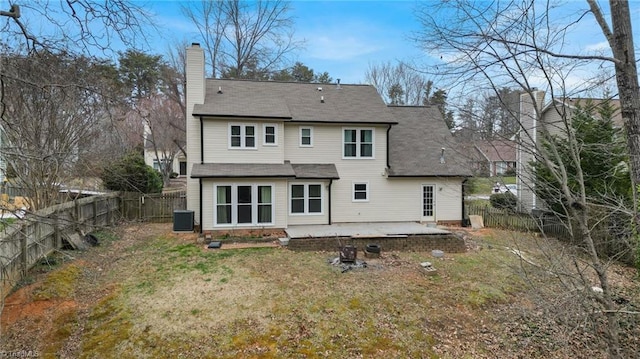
(516, 91, 623, 212)
(185, 44, 471, 232)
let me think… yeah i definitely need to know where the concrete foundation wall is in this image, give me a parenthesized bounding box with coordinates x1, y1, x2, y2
(287, 234, 466, 253)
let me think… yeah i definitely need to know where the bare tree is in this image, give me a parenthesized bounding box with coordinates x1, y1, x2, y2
(414, 1, 638, 358)
(1, 52, 113, 210)
(0, 1, 151, 55)
(140, 95, 185, 187)
(365, 61, 433, 105)
(182, 0, 303, 79)
(181, 0, 227, 78)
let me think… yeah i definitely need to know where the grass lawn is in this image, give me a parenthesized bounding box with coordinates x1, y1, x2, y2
(1, 223, 638, 358)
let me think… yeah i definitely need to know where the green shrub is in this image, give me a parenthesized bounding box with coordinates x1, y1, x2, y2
(101, 151, 162, 193)
(490, 192, 517, 211)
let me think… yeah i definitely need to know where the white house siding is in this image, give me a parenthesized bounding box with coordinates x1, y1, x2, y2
(542, 106, 571, 139)
(201, 178, 288, 231)
(143, 150, 185, 175)
(202, 119, 285, 164)
(282, 123, 463, 224)
(286, 179, 330, 225)
(517, 91, 545, 212)
(284, 123, 346, 163)
(285, 123, 388, 223)
(186, 45, 206, 226)
(331, 177, 463, 224)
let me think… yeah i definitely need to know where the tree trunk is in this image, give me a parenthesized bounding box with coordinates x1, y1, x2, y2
(609, 0, 640, 228)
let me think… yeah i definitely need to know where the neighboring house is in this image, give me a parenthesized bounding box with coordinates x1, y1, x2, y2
(143, 123, 187, 177)
(185, 44, 472, 232)
(516, 92, 622, 212)
(143, 148, 187, 177)
(474, 140, 517, 177)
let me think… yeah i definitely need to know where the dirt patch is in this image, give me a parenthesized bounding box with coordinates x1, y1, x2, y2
(2, 283, 56, 327)
(0, 222, 175, 353)
(1, 223, 638, 358)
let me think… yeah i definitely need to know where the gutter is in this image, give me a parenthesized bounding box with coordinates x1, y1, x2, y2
(199, 178, 203, 234)
(461, 178, 468, 227)
(386, 124, 392, 169)
(199, 116, 204, 164)
(328, 179, 333, 224)
(199, 116, 204, 233)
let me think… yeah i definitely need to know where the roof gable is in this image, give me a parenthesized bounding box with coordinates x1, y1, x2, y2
(475, 140, 517, 162)
(387, 106, 472, 177)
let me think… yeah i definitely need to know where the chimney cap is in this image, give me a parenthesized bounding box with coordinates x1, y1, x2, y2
(191, 42, 200, 47)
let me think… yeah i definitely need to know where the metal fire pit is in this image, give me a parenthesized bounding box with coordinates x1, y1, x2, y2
(339, 245, 357, 263)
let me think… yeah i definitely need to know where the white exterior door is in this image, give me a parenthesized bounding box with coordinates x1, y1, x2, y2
(421, 184, 436, 222)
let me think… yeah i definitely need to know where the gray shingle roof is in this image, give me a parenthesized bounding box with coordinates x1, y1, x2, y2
(191, 162, 339, 179)
(291, 164, 340, 179)
(387, 106, 472, 177)
(193, 79, 397, 124)
(191, 163, 296, 178)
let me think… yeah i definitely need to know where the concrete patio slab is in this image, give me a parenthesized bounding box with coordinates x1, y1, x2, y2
(285, 222, 450, 239)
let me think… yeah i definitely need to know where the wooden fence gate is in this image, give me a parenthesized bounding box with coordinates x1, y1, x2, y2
(120, 191, 186, 222)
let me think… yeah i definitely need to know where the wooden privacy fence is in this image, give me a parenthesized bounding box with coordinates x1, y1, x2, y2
(1, 191, 187, 300)
(120, 191, 186, 222)
(1, 193, 120, 299)
(467, 203, 572, 239)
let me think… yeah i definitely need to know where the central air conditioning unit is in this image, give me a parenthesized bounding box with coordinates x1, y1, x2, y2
(173, 210, 194, 232)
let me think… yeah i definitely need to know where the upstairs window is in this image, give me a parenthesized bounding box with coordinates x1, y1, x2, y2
(229, 124, 256, 149)
(343, 128, 373, 158)
(263, 124, 277, 145)
(300, 127, 313, 147)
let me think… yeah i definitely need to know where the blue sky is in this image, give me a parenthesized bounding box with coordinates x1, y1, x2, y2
(144, 0, 639, 88)
(147, 0, 426, 83)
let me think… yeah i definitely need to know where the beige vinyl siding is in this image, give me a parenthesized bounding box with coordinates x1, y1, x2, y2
(286, 180, 330, 225)
(283, 123, 388, 164)
(143, 150, 184, 174)
(203, 120, 285, 163)
(186, 46, 205, 225)
(541, 106, 571, 138)
(331, 177, 463, 223)
(517, 91, 545, 212)
(200, 178, 288, 231)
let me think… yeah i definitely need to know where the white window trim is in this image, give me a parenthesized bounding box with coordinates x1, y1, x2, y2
(214, 183, 275, 227)
(299, 126, 313, 147)
(421, 184, 436, 218)
(352, 181, 369, 202)
(263, 124, 278, 146)
(342, 127, 375, 159)
(228, 123, 258, 150)
(289, 183, 324, 215)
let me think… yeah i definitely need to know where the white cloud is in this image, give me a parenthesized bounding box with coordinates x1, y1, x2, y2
(584, 41, 610, 52)
(307, 35, 383, 60)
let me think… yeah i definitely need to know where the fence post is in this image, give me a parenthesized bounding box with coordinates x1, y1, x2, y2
(93, 199, 98, 226)
(20, 227, 28, 276)
(54, 213, 61, 249)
